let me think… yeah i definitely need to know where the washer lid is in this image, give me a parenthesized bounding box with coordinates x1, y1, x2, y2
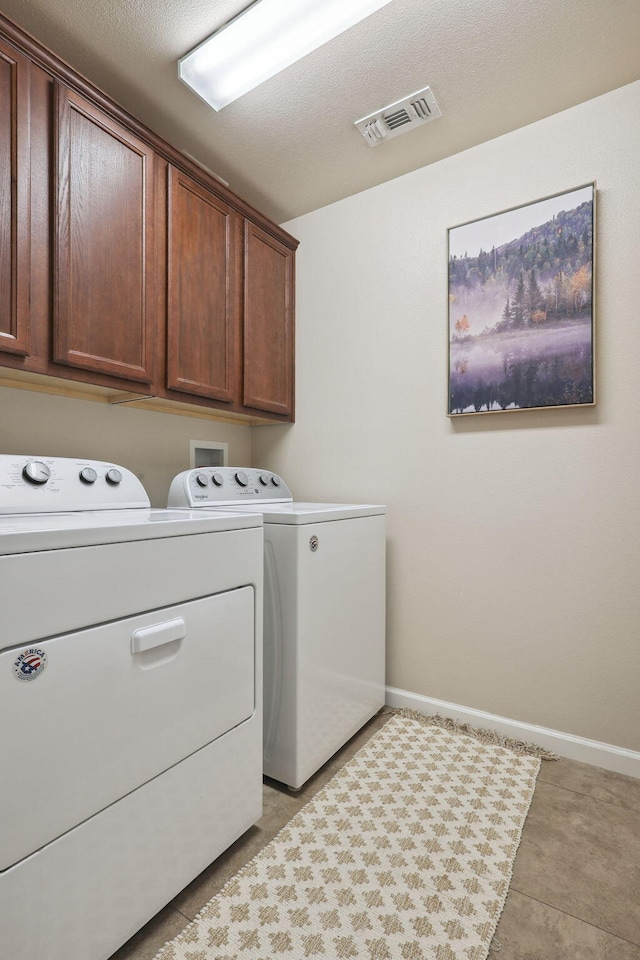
(225, 502, 386, 524)
(0, 508, 262, 555)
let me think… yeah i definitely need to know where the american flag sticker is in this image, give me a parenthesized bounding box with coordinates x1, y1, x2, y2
(13, 647, 48, 682)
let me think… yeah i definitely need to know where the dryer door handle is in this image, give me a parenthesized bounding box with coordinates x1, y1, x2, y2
(131, 618, 186, 654)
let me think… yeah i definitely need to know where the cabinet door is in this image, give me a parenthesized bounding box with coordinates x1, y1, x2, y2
(53, 84, 155, 383)
(166, 166, 240, 402)
(243, 221, 295, 418)
(0, 38, 30, 356)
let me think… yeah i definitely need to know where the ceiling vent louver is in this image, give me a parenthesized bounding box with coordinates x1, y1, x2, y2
(362, 118, 387, 145)
(354, 86, 441, 147)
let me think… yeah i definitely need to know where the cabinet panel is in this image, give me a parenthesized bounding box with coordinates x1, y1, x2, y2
(54, 85, 155, 384)
(243, 222, 294, 418)
(0, 38, 30, 356)
(166, 167, 240, 402)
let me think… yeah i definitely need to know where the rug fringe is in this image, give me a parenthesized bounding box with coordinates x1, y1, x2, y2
(383, 707, 559, 760)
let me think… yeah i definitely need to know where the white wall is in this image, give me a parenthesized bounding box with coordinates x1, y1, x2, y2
(0, 388, 251, 506)
(252, 80, 640, 752)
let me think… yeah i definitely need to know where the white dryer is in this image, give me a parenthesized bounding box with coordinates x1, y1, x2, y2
(168, 467, 386, 790)
(0, 455, 263, 960)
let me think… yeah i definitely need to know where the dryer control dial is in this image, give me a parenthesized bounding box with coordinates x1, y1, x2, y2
(23, 461, 51, 485)
(235, 471, 249, 487)
(195, 473, 209, 488)
(79, 467, 97, 484)
(105, 468, 123, 485)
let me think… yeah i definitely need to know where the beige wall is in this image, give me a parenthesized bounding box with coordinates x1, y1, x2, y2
(252, 80, 640, 752)
(0, 388, 251, 506)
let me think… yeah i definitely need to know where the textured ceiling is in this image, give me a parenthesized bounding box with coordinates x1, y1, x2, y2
(3, 0, 640, 223)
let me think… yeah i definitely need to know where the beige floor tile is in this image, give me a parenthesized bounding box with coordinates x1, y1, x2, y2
(495, 890, 640, 959)
(108, 905, 190, 960)
(511, 780, 640, 944)
(537, 757, 640, 812)
(262, 780, 307, 821)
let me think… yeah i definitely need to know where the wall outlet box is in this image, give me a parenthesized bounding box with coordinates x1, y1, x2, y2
(189, 440, 228, 468)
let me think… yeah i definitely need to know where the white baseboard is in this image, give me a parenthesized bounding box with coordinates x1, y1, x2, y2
(385, 687, 640, 779)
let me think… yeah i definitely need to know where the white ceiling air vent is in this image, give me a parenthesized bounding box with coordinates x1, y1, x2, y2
(354, 86, 441, 147)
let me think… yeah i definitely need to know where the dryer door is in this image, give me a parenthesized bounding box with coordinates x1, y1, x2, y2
(0, 586, 254, 870)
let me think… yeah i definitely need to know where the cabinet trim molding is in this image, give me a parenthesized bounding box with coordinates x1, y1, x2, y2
(0, 37, 30, 356)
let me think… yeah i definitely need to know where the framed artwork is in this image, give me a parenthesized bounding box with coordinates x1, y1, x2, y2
(448, 183, 595, 416)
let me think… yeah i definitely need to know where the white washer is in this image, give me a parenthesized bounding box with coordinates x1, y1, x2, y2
(0, 455, 263, 960)
(168, 467, 385, 790)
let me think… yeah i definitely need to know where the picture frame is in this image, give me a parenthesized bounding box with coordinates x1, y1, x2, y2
(447, 183, 595, 416)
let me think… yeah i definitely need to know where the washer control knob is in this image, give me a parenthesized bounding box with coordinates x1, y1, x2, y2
(235, 470, 249, 487)
(23, 461, 51, 485)
(79, 467, 97, 484)
(271, 476, 281, 487)
(195, 473, 209, 488)
(105, 468, 122, 485)
(259, 474, 270, 486)
(211, 473, 224, 487)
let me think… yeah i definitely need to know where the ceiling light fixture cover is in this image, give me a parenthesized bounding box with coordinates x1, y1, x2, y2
(179, 0, 394, 111)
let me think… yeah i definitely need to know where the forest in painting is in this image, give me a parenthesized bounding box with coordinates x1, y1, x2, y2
(448, 193, 594, 414)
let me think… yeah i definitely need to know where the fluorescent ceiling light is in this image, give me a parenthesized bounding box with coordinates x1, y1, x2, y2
(179, 0, 394, 111)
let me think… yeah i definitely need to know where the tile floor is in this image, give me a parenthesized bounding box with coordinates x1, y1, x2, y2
(110, 713, 640, 960)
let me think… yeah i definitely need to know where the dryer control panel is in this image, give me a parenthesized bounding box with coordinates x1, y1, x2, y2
(0, 456, 150, 513)
(168, 467, 292, 508)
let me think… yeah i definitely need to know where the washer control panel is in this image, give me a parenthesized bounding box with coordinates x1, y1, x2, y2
(168, 467, 292, 508)
(0, 456, 150, 513)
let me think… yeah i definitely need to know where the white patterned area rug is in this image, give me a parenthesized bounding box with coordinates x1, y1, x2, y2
(154, 712, 543, 960)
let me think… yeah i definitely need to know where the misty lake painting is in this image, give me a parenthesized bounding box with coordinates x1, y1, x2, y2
(448, 184, 595, 416)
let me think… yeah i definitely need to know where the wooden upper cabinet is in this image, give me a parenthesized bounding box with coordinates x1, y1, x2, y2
(243, 221, 295, 418)
(53, 84, 155, 384)
(0, 38, 30, 356)
(0, 16, 297, 418)
(166, 166, 240, 402)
